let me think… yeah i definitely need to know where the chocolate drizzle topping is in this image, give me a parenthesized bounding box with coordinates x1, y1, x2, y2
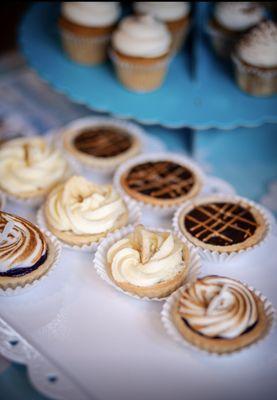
(74, 127, 133, 158)
(184, 202, 258, 246)
(125, 161, 195, 199)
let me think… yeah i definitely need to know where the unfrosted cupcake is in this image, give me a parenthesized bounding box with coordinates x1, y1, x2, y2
(233, 21, 277, 96)
(59, 2, 121, 65)
(43, 176, 129, 247)
(111, 15, 171, 92)
(208, 2, 265, 58)
(134, 2, 191, 53)
(0, 137, 70, 204)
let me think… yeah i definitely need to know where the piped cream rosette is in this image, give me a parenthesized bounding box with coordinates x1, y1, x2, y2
(94, 224, 201, 300)
(37, 176, 141, 251)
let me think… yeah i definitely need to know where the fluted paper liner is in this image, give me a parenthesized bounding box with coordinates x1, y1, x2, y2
(0, 193, 6, 211)
(172, 194, 272, 263)
(93, 225, 202, 301)
(161, 279, 276, 356)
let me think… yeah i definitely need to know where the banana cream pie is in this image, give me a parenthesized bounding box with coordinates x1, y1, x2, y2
(172, 275, 270, 353)
(106, 225, 190, 298)
(0, 211, 57, 290)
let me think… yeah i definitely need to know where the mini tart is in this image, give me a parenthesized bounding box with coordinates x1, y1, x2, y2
(177, 196, 268, 253)
(120, 160, 202, 207)
(106, 225, 191, 299)
(0, 212, 55, 290)
(62, 122, 141, 170)
(171, 276, 270, 354)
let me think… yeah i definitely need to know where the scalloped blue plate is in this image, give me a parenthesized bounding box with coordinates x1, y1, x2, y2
(19, 2, 277, 129)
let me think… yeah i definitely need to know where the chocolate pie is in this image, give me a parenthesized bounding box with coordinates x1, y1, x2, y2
(177, 196, 268, 253)
(120, 160, 202, 207)
(62, 119, 141, 170)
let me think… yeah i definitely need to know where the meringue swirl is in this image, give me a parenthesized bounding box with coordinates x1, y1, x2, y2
(134, 2, 190, 22)
(46, 176, 127, 235)
(107, 225, 186, 287)
(0, 137, 69, 197)
(178, 276, 258, 339)
(0, 211, 47, 273)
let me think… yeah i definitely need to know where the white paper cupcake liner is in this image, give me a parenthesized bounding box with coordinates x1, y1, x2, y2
(109, 49, 171, 71)
(113, 152, 210, 217)
(36, 199, 142, 252)
(161, 279, 276, 356)
(93, 225, 202, 302)
(0, 235, 62, 296)
(0, 193, 6, 211)
(172, 194, 272, 263)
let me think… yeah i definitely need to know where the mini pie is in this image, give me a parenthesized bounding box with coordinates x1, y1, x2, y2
(120, 160, 202, 207)
(172, 275, 270, 354)
(106, 225, 190, 298)
(44, 176, 129, 247)
(62, 122, 141, 170)
(0, 211, 56, 290)
(177, 196, 267, 253)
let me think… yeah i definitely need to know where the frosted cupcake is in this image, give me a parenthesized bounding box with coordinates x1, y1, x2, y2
(233, 21, 277, 96)
(0, 137, 70, 204)
(111, 15, 171, 92)
(134, 2, 191, 53)
(43, 176, 129, 247)
(208, 2, 265, 58)
(59, 2, 121, 65)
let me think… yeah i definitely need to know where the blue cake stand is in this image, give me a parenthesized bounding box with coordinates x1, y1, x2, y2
(19, 2, 277, 129)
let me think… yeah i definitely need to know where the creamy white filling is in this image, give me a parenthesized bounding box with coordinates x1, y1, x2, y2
(215, 2, 264, 31)
(62, 2, 120, 27)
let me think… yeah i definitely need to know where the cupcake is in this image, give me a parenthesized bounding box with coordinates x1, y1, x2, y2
(106, 225, 191, 298)
(208, 2, 265, 58)
(0, 211, 60, 291)
(174, 195, 269, 261)
(59, 2, 121, 65)
(110, 15, 171, 92)
(134, 2, 191, 53)
(43, 176, 129, 247)
(115, 154, 203, 211)
(169, 275, 273, 354)
(233, 21, 277, 96)
(61, 117, 142, 173)
(0, 136, 70, 205)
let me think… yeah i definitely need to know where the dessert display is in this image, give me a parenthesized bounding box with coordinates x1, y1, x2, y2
(106, 225, 191, 298)
(233, 21, 277, 96)
(43, 176, 129, 247)
(176, 195, 268, 255)
(118, 157, 203, 208)
(134, 2, 191, 53)
(208, 2, 265, 58)
(62, 118, 142, 171)
(59, 2, 121, 65)
(0, 136, 70, 203)
(0, 211, 59, 290)
(111, 15, 172, 92)
(170, 275, 271, 354)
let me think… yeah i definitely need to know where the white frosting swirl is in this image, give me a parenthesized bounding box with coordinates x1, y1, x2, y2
(0, 137, 69, 196)
(238, 21, 277, 67)
(107, 226, 185, 287)
(215, 2, 265, 31)
(61, 2, 120, 27)
(134, 2, 190, 22)
(112, 15, 171, 58)
(46, 176, 127, 235)
(178, 276, 258, 339)
(0, 212, 47, 272)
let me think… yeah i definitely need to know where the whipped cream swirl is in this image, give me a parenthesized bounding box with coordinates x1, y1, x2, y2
(0, 212, 47, 272)
(46, 176, 127, 235)
(237, 21, 277, 68)
(61, 2, 120, 27)
(178, 276, 258, 339)
(134, 2, 190, 22)
(0, 137, 69, 196)
(215, 2, 265, 31)
(112, 15, 171, 58)
(107, 225, 186, 287)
